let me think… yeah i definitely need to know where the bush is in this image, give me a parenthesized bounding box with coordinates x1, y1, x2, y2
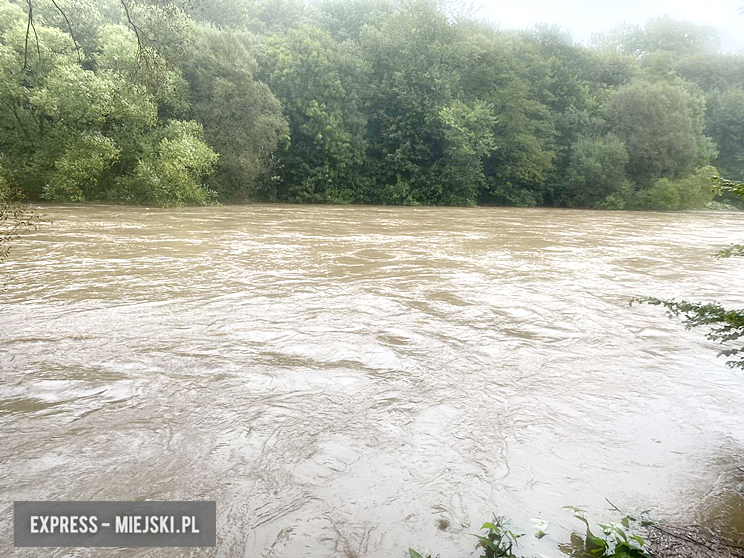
(636, 178, 681, 210)
(113, 122, 218, 206)
(43, 134, 121, 202)
(633, 166, 718, 210)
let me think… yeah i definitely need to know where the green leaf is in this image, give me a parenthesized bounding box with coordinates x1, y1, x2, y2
(508, 530, 524, 539)
(613, 526, 629, 541)
(473, 535, 498, 550)
(586, 533, 607, 551)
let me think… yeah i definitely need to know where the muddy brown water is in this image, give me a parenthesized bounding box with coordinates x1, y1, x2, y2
(2, 204, 744, 557)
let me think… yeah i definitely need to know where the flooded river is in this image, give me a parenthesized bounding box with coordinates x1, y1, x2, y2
(2, 205, 744, 557)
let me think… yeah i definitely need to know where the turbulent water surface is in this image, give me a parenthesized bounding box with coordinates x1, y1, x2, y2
(2, 204, 744, 557)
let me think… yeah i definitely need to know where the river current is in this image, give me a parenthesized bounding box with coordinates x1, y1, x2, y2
(2, 205, 744, 557)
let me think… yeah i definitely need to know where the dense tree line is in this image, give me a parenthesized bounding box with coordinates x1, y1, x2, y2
(0, 0, 742, 208)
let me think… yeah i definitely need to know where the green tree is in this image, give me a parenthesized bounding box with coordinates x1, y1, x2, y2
(0, 0, 218, 205)
(513, 25, 611, 206)
(3, 0, 743, 209)
(565, 134, 630, 208)
(604, 79, 716, 187)
(591, 16, 721, 58)
(458, 28, 556, 206)
(314, 0, 394, 43)
(195, 0, 309, 34)
(705, 87, 744, 181)
(436, 99, 497, 206)
(180, 26, 288, 200)
(360, 0, 473, 204)
(260, 25, 370, 203)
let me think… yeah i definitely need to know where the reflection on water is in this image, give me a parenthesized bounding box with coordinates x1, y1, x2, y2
(1, 204, 744, 557)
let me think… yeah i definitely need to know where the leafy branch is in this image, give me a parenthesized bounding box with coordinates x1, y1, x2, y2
(714, 176, 744, 198)
(0, 201, 42, 263)
(563, 506, 650, 558)
(634, 175, 744, 369)
(50, 0, 81, 63)
(632, 297, 744, 368)
(22, 0, 41, 71)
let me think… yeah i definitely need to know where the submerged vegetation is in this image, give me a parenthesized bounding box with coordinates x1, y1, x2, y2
(1, 0, 743, 207)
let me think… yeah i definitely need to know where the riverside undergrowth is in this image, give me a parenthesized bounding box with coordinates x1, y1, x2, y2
(409, 506, 652, 558)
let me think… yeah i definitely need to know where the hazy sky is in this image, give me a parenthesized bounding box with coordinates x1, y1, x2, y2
(477, 0, 744, 52)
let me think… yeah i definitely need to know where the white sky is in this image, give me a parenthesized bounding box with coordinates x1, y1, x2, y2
(476, 0, 744, 52)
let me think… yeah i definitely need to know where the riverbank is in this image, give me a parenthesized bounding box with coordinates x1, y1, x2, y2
(647, 523, 744, 558)
(409, 512, 744, 558)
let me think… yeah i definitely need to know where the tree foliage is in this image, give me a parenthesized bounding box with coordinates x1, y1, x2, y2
(565, 134, 630, 208)
(180, 26, 288, 200)
(2, 0, 743, 207)
(604, 79, 714, 187)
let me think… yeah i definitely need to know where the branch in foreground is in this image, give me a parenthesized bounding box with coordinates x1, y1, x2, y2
(0, 201, 42, 263)
(50, 0, 81, 63)
(632, 297, 744, 369)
